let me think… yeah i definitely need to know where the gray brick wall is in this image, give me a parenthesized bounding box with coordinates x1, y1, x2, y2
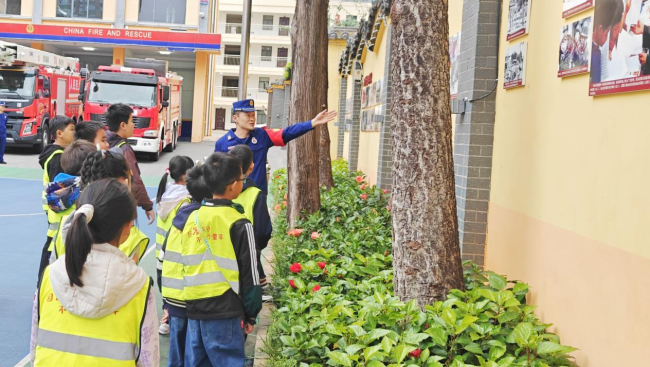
(347, 62, 362, 172)
(376, 25, 393, 190)
(270, 87, 286, 129)
(336, 77, 348, 158)
(453, 0, 499, 266)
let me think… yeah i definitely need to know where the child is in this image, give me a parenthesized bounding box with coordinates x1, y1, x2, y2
(229, 145, 273, 295)
(74, 120, 109, 150)
(31, 179, 159, 367)
(105, 103, 155, 224)
(37, 115, 75, 284)
(50, 150, 149, 265)
(155, 155, 194, 335)
(0, 101, 7, 164)
(159, 164, 213, 366)
(181, 153, 262, 366)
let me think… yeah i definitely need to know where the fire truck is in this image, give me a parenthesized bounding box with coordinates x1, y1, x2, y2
(79, 58, 182, 161)
(0, 41, 82, 153)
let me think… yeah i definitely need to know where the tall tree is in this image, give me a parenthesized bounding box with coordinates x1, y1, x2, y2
(390, 0, 464, 307)
(286, 0, 330, 226)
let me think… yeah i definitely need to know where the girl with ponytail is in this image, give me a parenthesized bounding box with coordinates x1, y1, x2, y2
(32, 179, 159, 366)
(154, 155, 194, 335)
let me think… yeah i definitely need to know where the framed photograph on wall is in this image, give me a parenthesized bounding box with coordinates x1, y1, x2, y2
(562, 0, 593, 18)
(507, 0, 532, 41)
(558, 17, 592, 78)
(369, 82, 377, 106)
(504, 41, 528, 89)
(361, 87, 368, 108)
(375, 79, 383, 103)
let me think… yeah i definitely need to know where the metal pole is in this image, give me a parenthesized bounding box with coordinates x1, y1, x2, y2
(238, 0, 252, 100)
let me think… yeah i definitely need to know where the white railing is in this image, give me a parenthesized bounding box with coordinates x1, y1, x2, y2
(216, 55, 289, 69)
(215, 87, 269, 101)
(221, 23, 291, 37)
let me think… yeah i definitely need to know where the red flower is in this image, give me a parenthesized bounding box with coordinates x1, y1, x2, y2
(360, 194, 368, 200)
(355, 175, 363, 183)
(360, 184, 367, 190)
(311, 232, 321, 240)
(409, 349, 422, 358)
(284, 193, 288, 200)
(282, 200, 287, 207)
(275, 175, 280, 179)
(383, 250, 389, 256)
(289, 279, 296, 289)
(336, 217, 341, 222)
(323, 269, 328, 274)
(425, 323, 429, 328)
(289, 263, 302, 273)
(312, 284, 321, 292)
(274, 204, 281, 211)
(383, 189, 389, 194)
(317, 262, 326, 269)
(288, 228, 304, 237)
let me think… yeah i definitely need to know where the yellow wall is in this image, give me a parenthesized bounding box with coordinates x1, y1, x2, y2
(186, 0, 200, 26)
(21, 0, 33, 17)
(327, 39, 348, 160)
(191, 51, 209, 142)
(487, 1, 650, 365)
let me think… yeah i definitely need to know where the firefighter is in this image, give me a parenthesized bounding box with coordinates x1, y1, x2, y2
(214, 99, 337, 194)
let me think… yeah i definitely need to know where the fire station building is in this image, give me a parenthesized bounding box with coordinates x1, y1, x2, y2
(0, 0, 221, 142)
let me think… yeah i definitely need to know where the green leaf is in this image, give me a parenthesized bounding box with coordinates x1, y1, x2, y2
(392, 345, 417, 364)
(327, 351, 352, 366)
(368, 328, 391, 342)
(402, 332, 430, 345)
(293, 278, 306, 289)
(425, 327, 448, 347)
(442, 308, 457, 327)
(326, 324, 343, 336)
(489, 273, 507, 290)
(488, 345, 505, 360)
(345, 344, 364, 356)
(366, 361, 385, 367)
(280, 335, 294, 346)
(512, 282, 528, 294)
(381, 336, 393, 354)
(349, 325, 367, 337)
(455, 315, 478, 335)
(497, 356, 515, 367)
(363, 345, 383, 361)
(485, 361, 499, 367)
(511, 322, 533, 347)
(497, 311, 520, 324)
(282, 347, 300, 357)
(536, 341, 578, 355)
(420, 348, 430, 362)
(465, 342, 483, 354)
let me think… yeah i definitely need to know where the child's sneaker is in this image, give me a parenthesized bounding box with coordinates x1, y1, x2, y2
(262, 294, 273, 303)
(159, 323, 170, 335)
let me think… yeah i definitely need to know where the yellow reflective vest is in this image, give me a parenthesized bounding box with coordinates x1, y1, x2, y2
(42, 150, 64, 238)
(233, 186, 261, 225)
(156, 197, 191, 270)
(51, 215, 149, 265)
(34, 267, 150, 366)
(181, 205, 245, 302)
(161, 225, 186, 304)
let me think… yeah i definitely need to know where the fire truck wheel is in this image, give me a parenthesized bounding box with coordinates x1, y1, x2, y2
(150, 140, 162, 161)
(33, 125, 49, 154)
(163, 131, 174, 153)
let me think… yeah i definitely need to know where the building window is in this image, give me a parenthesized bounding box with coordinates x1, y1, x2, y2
(256, 110, 267, 126)
(0, 0, 21, 15)
(138, 0, 186, 24)
(261, 46, 272, 62)
(259, 77, 270, 91)
(262, 15, 273, 31)
(279, 16, 290, 36)
(277, 47, 288, 68)
(57, 0, 103, 19)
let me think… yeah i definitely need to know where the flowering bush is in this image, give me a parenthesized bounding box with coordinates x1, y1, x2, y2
(265, 160, 577, 367)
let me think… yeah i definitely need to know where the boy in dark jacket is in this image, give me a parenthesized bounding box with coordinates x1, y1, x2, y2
(104, 103, 155, 224)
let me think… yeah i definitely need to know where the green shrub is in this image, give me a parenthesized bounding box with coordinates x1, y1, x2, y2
(265, 159, 578, 367)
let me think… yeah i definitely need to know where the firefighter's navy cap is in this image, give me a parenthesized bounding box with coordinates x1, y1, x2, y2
(232, 99, 255, 113)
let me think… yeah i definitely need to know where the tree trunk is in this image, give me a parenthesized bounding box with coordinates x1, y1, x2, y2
(286, 0, 329, 227)
(318, 113, 334, 189)
(390, 0, 464, 307)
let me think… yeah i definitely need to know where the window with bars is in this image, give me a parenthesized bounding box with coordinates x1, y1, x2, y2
(0, 0, 21, 15)
(261, 46, 272, 62)
(262, 15, 274, 31)
(138, 0, 186, 24)
(259, 77, 270, 91)
(56, 0, 103, 19)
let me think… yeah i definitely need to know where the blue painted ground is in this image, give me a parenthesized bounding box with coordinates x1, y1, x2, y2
(0, 178, 159, 366)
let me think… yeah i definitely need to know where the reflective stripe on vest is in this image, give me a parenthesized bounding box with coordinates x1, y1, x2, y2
(42, 150, 63, 213)
(35, 267, 150, 366)
(233, 186, 261, 225)
(182, 205, 244, 301)
(53, 222, 149, 265)
(155, 198, 190, 262)
(161, 226, 185, 301)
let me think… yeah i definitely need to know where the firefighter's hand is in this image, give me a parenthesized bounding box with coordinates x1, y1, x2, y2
(311, 110, 337, 128)
(145, 210, 155, 225)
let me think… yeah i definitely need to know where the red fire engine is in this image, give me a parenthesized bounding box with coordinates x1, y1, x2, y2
(79, 58, 182, 161)
(0, 41, 82, 152)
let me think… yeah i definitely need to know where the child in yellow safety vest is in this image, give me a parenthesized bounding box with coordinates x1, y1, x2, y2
(36, 116, 75, 285)
(31, 179, 159, 367)
(154, 155, 194, 335)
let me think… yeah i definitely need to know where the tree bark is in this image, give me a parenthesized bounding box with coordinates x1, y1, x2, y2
(390, 0, 464, 307)
(286, 0, 329, 227)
